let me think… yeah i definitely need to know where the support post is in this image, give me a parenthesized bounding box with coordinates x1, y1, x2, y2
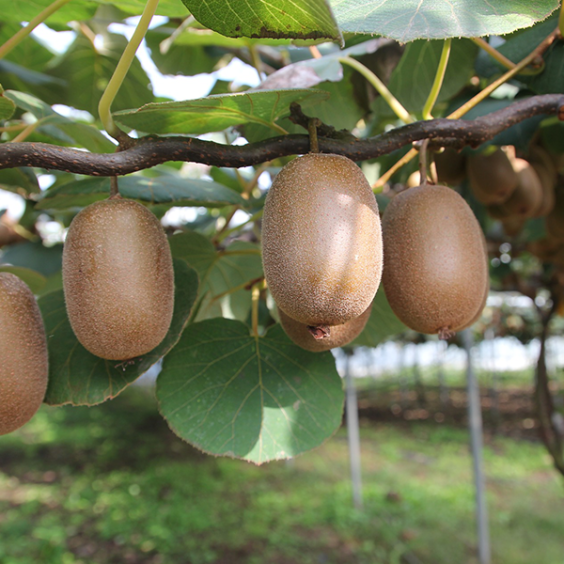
(345, 352, 363, 509)
(462, 328, 491, 564)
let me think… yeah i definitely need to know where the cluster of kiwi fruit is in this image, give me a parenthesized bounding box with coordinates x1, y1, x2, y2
(263, 150, 493, 348)
(0, 193, 175, 436)
(262, 152, 383, 351)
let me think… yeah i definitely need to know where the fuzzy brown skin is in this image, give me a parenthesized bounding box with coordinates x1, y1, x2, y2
(262, 153, 383, 327)
(63, 198, 174, 361)
(278, 305, 372, 352)
(498, 158, 544, 219)
(382, 184, 489, 336)
(0, 273, 48, 435)
(434, 148, 466, 186)
(467, 148, 518, 205)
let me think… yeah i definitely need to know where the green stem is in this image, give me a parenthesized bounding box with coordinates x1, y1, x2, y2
(0, 0, 72, 60)
(251, 284, 260, 337)
(338, 56, 414, 124)
(98, 0, 160, 138)
(215, 209, 264, 244)
(248, 43, 265, 81)
(422, 38, 451, 120)
(471, 37, 515, 71)
(560, 2, 564, 37)
(449, 29, 558, 120)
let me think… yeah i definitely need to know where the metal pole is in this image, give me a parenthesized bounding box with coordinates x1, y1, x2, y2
(345, 353, 363, 509)
(462, 328, 491, 564)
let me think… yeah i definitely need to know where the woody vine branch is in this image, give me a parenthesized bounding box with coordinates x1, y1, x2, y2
(0, 94, 563, 177)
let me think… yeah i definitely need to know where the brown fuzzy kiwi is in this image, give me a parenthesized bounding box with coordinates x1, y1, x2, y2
(382, 184, 488, 338)
(0, 273, 48, 435)
(63, 197, 174, 361)
(498, 158, 543, 218)
(278, 305, 372, 352)
(530, 162, 556, 217)
(467, 148, 518, 205)
(434, 148, 466, 186)
(262, 153, 383, 327)
(529, 146, 558, 186)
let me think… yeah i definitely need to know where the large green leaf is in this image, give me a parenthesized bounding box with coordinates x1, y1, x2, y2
(0, 241, 63, 277)
(4, 0, 97, 25)
(47, 33, 154, 117)
(38, 259, 198, 406)
(182, 0, 342, 44)
(372, 39, 478, 119)
(4, 90, 115, 153)
(351, 287, 407, 348)
(169, 231, 263, 322)
(330, 0, 559, 41)
(0, 168, 40, 195)
(36, 175, 245, 211)
(157, 319, 344, 464)
(114, 89, 330, 135)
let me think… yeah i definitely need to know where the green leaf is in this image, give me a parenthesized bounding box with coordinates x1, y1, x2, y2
(47, 33, 154, 117)
(0, 241, 62, 277)
(0, 91, 15, 120)
(182, 0, 342, 44)
(372, 39, 478, 119)
(95, 0, 189, 17)
(331, 0, 559, 42)
(0, 167, 40, 195)
(157, 319, 344, 464)
(36, 175, 245, 211)
(169, 231, 263, 322)
(351, 288, 407, 348)
(3, 0, 97, 25)
(38, 259, 199, 407)
(0, 266, 46, 295)
(114, 89, 330, 135)
(4, 90, 115, 153)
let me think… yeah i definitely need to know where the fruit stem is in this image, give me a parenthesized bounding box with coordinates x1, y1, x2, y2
(109, 176, 120, 198)
(248, 43, 265, 81)
(422, 38, 451, 120)
(214, 209, 264, 244)
(98, 0, 161, 140)
(373, 28, 559, 190)
(418, 139, 430, 184)
(308, 118, 321, 153)
(0, 0, 71, 60)
(338, 56, 415, 124)
(471, 37, 516, 71)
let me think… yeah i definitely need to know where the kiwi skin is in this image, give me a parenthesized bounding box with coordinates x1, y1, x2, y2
(467, 148, 518, 205)
(278, 305, 372, 352)
(0, 273, 48, 436)
(63, 197, 174, 361)
(262, 153, 383, 327)
(382, 184, 488, 337)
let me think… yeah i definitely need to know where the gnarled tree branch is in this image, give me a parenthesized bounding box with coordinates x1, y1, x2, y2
(0, 94, 563, 176)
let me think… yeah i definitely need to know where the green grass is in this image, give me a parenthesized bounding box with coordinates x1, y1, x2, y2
(0, 387, 563, 564)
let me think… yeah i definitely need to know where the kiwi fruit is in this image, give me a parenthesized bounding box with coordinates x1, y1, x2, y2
(262, 153, 383, 327)
(0, 273, 48, 435)
(278, 304, 372, 352)
(467, 148, 518, 205)
(498, 158, 543, 218)
(434, 148, 466, 186)
(63, 197, 174, 361)
(382, 184, 488, 338)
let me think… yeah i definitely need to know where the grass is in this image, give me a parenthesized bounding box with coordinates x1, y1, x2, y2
(0, 386, 563, 564)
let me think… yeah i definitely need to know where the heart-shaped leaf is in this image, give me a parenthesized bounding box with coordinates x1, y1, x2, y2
(157, 319, 344, 464)
(181, 0, 342, 44)
(331, 0, 559, 42)
(38, 259, 198, 406)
